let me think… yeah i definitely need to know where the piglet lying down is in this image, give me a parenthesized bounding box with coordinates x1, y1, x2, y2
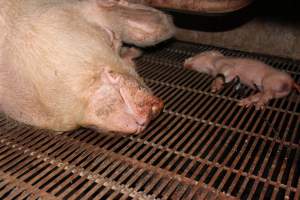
(184, 51, 300, 110)
(0, 0, 175, 135)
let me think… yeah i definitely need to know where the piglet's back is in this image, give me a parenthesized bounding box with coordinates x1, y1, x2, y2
(228, 57, 278, 76)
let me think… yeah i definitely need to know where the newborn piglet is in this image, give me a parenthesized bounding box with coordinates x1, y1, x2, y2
(184, 51, 300, 110)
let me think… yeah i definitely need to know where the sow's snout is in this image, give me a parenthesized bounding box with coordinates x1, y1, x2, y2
(118, 74, 164, 134)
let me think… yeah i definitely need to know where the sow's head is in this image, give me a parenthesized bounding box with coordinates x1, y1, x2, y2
(82, 68, 163, 135)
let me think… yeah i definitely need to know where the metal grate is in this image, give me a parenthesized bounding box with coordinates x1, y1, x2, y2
(0, 41, 299, 200)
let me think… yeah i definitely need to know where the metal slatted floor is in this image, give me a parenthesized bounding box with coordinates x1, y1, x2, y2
(0, 41, 299, 200)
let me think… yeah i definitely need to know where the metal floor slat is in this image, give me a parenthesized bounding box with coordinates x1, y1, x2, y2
(0, 41, 299, 200)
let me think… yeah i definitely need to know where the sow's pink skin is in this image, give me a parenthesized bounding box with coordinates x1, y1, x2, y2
(184, 51, 300, 110)
(0, 0, 175, 135)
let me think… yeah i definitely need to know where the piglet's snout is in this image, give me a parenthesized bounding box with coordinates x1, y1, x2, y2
(183, 59, 194, 69)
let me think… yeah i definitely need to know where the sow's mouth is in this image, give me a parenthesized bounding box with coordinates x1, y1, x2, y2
(87, 94, 164, 136)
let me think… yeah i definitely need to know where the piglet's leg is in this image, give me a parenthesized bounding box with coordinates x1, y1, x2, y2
(240, 75, 293, 110)
(211, 76, 225, 93)
(255, 91, 275, 110)
(238, 91, 274, 110)
(238, 93, 262, 108)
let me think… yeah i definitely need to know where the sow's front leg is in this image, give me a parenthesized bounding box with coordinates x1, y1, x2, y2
(120, 47, 142, 66)
(95, 0, 175, 47)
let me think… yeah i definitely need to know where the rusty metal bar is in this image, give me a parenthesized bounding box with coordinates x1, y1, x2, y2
(0, 41, 298, 199)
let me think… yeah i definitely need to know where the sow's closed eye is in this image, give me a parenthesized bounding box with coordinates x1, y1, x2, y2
(104, 69, 121, 84)
(103, 68, 142, 91)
